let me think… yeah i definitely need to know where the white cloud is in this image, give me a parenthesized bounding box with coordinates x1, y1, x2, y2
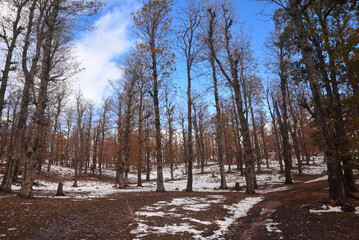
(73, 0, 139, 104)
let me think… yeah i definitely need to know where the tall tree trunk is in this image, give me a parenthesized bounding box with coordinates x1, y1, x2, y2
(117, 126, 125, 188)
(198, 108, 206, 174)
(287, 0, 345, 203)
(185, 58, 194, 191)
(92, 126, 99, 175)
(266, 91, 283, 172)
(275, 42, 293, 184)
(249, 104, 262, 173)
(193, 105, 203, 174)
(181, 114, 188, 175)
(0, 0, 41, 193)
(287, 87, 302, 176)
(145, 117, 151, 181)
(137, 94, 144, 187)
(207, 10, 227, 189)
(259, 113, 269, 169)
(232, 99, 244, 175)
(298, 109, 311, 165)
(212, 70, 227, 189)
(207, 9, 255, 193)
(19, 0, 60, 198)
(275, 101, 293, 185)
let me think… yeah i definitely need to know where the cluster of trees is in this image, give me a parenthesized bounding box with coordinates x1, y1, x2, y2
(0, 0, 357, 205)
(268, 0, 359, 204)
(0, 0, 101, 198)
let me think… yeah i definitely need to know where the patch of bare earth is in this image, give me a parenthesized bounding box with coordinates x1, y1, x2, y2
(226, 180, 359, 240)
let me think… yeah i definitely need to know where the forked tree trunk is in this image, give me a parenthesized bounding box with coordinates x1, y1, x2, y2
(207, 10, 227, 189)
(1, 0, 40, 194)
(0, 0, 28, 120)
(207, 8, 255, 194)
(19, 0, 60, 198)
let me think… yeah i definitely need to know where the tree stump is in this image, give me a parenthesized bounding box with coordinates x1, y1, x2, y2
(235, 182, 240, 191)
(56, 182, 65, 196)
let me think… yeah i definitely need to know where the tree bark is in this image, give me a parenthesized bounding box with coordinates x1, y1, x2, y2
(55, 182, 65, 196)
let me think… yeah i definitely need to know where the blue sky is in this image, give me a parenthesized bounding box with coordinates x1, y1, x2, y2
(73, 0, 275, 104)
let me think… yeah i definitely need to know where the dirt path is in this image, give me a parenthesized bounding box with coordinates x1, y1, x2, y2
(226, 180, 359, 240)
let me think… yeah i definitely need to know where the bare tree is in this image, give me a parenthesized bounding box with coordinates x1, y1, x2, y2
(1, 0, 43, 193)
(136, 70, 149, 187)
(72, 92, 88, 187)
(204, 6, 227, 189)
(98, 98, 111, 176)
(205, 2, 256, 193)
(164, 84, 175, 180)
(45, 81, 69, 177)
(133, 0, 175, 192)
(0, 0, 29, 121)
(177, 0, 202, 191)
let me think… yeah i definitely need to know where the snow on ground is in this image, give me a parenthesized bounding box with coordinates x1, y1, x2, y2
(265, 218, 282, 233)
(50, 165, 75, 176)
(305, 175, 328, 183)
(10, 180, 119, 199)
(113, 160, 291, 193)
(131, 195, 222, 239)
(310, 205, 359, 215)
(257, 186, 291, 194)
(309, 205, 343, 214)
(0, 157, 331, 198)
(96, 160, 290, 194)
(130, 195, 263, 239)
(210, 197, 264, 239)
(302, 159, 327, 175)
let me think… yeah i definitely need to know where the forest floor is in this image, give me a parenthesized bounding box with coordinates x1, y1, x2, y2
(0, 159, 358, 239)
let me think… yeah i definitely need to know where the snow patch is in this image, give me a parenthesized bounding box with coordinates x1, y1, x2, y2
(210, 197, 264, 239)
(183, 217, 212, 225)
(265, 218, 282, 233)
(131, 195, 263, 239)
(151, 223, 203, 235)
(309, 205, 342, 214)
(305, 175, 327, 183)
(257, 186, 291, 194)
